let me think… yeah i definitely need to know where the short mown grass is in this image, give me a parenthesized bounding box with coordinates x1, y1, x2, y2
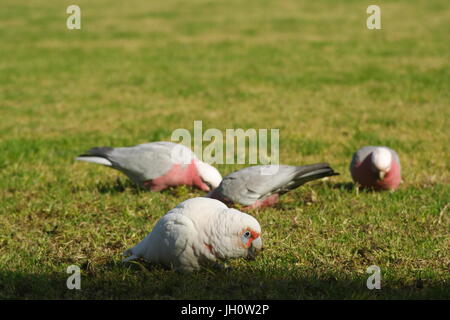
(0, 0, 449, 299)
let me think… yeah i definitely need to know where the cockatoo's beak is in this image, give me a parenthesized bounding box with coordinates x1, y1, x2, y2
(247, 237, 263, 260)
(378, 170, 386, 180)
(252, 237, 263, 250)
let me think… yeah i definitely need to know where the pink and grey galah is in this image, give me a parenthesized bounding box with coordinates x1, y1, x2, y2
(350, 146, 401, 191)
(122, 197, 263, 272)
(208, 163, 339, 209)
(75, 141, 222, 192)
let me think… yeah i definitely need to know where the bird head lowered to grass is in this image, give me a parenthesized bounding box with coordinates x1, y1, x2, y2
(207, 163, 339, 209)
(350, 146, 401, 191)
(122, 197, 263, 272)
(75, 141, 222, 192)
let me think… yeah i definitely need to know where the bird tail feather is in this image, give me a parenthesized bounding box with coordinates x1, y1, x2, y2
(75, 146, 114, 166)
(122, 248, 138, 263)
(75, 156, 112, 166)
(292, 163, 339, 187)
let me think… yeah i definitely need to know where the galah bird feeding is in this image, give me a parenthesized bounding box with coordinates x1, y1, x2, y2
(208, 163, 339, 209)
(122, 197, 263, 272)
(75, 141, 222, 191)
(350, 146, 401, 191)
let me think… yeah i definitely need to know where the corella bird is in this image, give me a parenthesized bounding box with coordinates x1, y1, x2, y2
(208, 163, 339, 209)
(123, 197, 263, 272)
(75, 141, 222, 191)
(350, 146, 401, 190)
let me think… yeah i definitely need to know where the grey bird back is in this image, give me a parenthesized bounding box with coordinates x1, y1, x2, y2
(217, 164, 338, 206)
(83, 142, 189, 184)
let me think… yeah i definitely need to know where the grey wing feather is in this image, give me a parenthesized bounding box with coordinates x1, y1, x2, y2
(219, 164, 338, 205)
(351, 146, 377, 167)
(389, 148, 401, 166)
(107, 143, 178, 183)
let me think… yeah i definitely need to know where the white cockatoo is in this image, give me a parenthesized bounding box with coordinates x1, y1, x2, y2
(123, 197, 263, 272)
(75, 141, 222, 191)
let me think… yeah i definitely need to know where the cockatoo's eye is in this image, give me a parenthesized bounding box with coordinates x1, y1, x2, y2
(241, 230, 252, 246)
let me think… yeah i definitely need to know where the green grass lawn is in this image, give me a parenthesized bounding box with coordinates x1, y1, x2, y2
(0, 0, 449, 299)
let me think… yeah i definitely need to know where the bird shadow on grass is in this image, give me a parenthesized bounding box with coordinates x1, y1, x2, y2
(95, 179, 204, 198)
(329, 182, 396, 194)
(329, 182, 356, 192)
(96, 178, 141, 194)
(1, 262, 449, 300)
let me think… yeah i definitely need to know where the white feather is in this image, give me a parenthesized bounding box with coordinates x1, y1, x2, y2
(195, 160, 223, 189)
(75, 156, 112, 166)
